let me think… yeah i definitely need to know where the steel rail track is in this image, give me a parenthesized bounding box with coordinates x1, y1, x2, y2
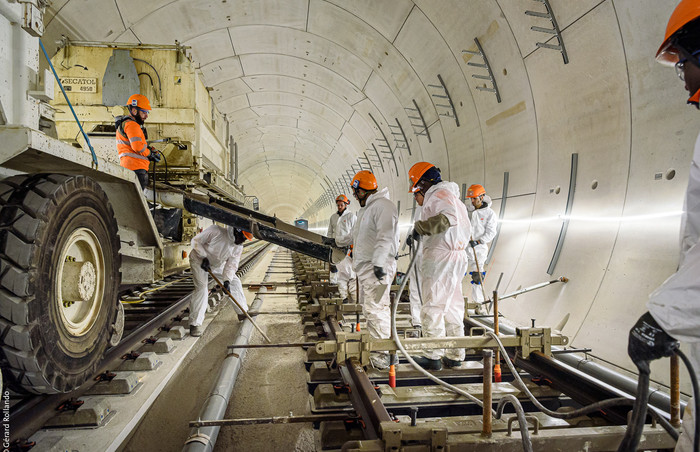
(8, 241, 271, 443)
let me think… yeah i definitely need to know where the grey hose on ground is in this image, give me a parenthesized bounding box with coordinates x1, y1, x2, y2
(487, 331, 679, 441)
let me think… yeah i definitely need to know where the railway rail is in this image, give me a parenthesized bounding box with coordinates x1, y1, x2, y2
(8, 241, 270, 447)
(188, 251, 679, 451)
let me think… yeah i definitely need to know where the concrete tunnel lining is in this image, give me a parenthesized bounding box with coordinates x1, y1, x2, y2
(44, 0, 696, 392)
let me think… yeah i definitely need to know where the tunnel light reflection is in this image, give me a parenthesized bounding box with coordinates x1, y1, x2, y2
(497, 211, 684, 224)
(311, 211, 684, 234)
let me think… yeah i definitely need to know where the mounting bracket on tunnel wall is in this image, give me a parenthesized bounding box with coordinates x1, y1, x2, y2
(429, 74, 460, 126)
(547, 154, 578, 275)
(368, 112, 399, 177)
(463, 38, 501, 104)
(389, 118, 411, 156)
(526, 0, 569, 64)
(359, 152, 374, 174)
(405, 99, 432, 143)
(369, 143, 385, 173)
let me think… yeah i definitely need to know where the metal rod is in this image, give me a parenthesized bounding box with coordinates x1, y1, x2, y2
(207, 269, 271, 343)
(189, 413, 353, 428)
(227, 342, 316, 350)
(481, 276, 568, 304)
(482, 349, 493, 438)
(671, 354, 681, 427)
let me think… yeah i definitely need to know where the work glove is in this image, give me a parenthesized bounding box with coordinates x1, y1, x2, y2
(627, 311, 679, 374)
(322, 236, 337, 247)
(373, 266, 386, 281)
(329, 264, 338, 273)
(223, 280, 230, 292)
(200, 257, 211, 272)
(148, 147, 161, 162)
(469, 239, 481, 248)
(406, 229, 420, 248)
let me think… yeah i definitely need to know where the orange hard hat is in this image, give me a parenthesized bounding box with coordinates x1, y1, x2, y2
(127, 94, 151, 111)
(242, 230, 253, 241)
(336, 194, 350, 204)
(467, 184, 485, 198)
(351, 171, 377, 191)
(657, 0, 700, 65)
(408, 162, 435, 193)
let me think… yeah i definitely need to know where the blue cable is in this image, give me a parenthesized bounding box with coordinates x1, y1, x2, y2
(39, 39, 99, 169)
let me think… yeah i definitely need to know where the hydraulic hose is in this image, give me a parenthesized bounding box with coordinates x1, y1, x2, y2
(616, 369, 651, 452)
(488, 331, 679, 440)
(677, 350, 699, 452)
(496, 395, 533, 452)
(391, 237, 534, 451)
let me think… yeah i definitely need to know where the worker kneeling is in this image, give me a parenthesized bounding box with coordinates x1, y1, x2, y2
(188, 225, 252, 337)
(408, 163, 471, 371)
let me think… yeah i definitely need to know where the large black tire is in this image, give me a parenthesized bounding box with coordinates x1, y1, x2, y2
(0, 174, 120, 393)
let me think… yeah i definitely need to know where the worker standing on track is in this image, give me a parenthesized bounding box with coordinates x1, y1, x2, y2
(115, 94, 160, 190)
(188, 225, 252, 337)
(627, 2, 700, 450)
(465, 184, 497, 308)
(326, 194, 357, 302)
(407, 162, 471, 371)
(335, 171, 399, 370)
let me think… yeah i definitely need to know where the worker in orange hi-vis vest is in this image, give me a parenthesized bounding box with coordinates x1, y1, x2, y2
(115, 94, 160, 190)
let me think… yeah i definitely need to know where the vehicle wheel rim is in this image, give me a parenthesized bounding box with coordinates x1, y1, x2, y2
(56, 227, 106, 336)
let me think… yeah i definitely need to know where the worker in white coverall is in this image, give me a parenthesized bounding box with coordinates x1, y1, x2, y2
(627, 3, 700, 451)
(465, 184, 497, 307)
(407, 162, 471, 371)
(326, 194, 357, 302)
(188, 225, 252, 337)
(335, 170, 399, 370)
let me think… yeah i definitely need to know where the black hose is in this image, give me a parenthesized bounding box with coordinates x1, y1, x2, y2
(160, 150, 169, 183)
(616, 368, 651, 451)
(495, 394, 533, 452)
(678, 350, 700, 452)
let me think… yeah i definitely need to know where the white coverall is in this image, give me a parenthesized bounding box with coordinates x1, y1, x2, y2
(337, 188, 398, 365)
(467, 201, 497, 303)
(408, 205, 423, 327)
(189, 225, 247, 327)
(648, 131, 700, 452)
(418, 181, 471, 361)
(327, 209, 357, 301)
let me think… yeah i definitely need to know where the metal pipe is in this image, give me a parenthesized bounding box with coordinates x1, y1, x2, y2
(189, 413, 351, 428)
(493, 290, 501, 383)
(465, 316, 685, 415)
(671, 354, 681, 427)
(482, 349, 493, 438)
(182, 268, 270, 452)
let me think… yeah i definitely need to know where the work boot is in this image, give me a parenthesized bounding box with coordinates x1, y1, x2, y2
(370, 353, 390, 370)
(189, 325, 203, 337)
(342, 297, 349, 304)
(237, 313, 247, 321)
(474, 304, 487, 315)
(412, 356, 442, 371)
(441, 357, 463, 369)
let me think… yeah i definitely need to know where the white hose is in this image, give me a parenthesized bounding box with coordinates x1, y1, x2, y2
(391, 237, 496, 415)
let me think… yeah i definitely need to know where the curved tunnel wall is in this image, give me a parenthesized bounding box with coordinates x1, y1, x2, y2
(44, 0, 696, 390)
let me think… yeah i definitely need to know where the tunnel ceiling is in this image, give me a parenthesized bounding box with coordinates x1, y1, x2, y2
(44, 0, 535, 221)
